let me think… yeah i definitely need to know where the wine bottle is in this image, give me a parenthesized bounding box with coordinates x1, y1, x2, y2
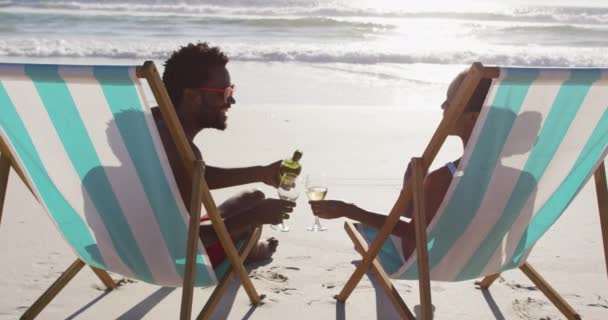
(279, 150, 303, 179)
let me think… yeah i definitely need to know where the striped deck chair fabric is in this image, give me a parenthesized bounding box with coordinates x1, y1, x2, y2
(0, 63, 223, 287)
(359, 67, 608, 281)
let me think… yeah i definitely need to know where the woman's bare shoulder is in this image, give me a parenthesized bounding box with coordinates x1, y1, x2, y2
(425, 165, 453, 191)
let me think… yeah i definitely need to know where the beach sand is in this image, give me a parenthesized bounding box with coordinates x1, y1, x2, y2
(1, 62, 607, 319)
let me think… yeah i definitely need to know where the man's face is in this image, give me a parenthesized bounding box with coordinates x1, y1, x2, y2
(190, 66, 234, 130)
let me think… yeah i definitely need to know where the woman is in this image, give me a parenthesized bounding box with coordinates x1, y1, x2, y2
(310, 71, 491, 258)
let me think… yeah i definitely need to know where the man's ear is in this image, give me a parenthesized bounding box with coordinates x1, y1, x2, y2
(181, 88, 203, 108)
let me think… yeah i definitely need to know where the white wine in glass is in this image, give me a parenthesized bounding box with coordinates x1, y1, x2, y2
(305, 187, 328, 201)
(272, 173, 300, 232)
(305, 174, 328, 231)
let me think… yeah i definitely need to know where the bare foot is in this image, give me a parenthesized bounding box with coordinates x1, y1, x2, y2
(245, 237, 279, 263)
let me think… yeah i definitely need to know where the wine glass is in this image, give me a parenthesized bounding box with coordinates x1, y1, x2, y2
(272, 173, 300, 232)
(305, 173, 328, 231)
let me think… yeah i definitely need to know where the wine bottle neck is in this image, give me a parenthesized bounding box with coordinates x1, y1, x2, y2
(292, 151, 302, 162)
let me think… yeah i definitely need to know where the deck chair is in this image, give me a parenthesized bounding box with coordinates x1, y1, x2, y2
(335, 62, 608, 320)
(0, 61, 264, 320)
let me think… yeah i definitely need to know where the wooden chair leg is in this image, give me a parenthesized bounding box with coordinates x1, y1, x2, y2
(20, 259, 86, 320)
(0, 153, 11, 227)
(344, 222, 415, 320)
(520, 263, 580, 320)
(411, 158, 433, 320)
(89, 267, 117, 290)
(335, 191, 409, 302)
(594, 162, 608, 275)
(180, 161, 206, 320)
(197, 227, 263, 320)
(475, 273, 501, 289)
(196, 161, 262, 306)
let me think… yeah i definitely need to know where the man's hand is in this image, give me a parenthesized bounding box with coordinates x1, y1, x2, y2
(259, 160, 282, 188)
(247, 198, 296, 225)
(309, 200, 359, 220)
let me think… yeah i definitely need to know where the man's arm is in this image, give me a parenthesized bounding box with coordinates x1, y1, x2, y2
(204, 160, 282, 189)
(199, 212, 258, 245)
(199, 198, 295, 245)
(205, 165, 264, 189)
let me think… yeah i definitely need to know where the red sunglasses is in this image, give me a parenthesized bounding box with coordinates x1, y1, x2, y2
(197, 84, 235, 103)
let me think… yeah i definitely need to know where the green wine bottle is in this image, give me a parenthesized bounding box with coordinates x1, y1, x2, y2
(279, 150, 303, 179)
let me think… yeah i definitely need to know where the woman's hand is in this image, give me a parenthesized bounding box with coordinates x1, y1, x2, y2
(309, 200, 359, 220)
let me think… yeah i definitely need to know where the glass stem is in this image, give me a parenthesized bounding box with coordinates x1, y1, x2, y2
(314, 216, 322, 226)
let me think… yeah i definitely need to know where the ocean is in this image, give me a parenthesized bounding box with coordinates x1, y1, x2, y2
(2, 0, 608, 65)
(1, 0, 608, 107)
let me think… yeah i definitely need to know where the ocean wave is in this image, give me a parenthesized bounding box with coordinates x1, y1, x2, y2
(4, 1, 608, 25)
(0, 9, 392, 31)
(486, 24, 608, 46)
(502, 24, 601, 33)
(232, 49, 608, 67)
(1, 38, 606, 67)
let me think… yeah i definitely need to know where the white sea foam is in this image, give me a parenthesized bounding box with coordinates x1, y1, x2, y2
(1, 38, 606, 67)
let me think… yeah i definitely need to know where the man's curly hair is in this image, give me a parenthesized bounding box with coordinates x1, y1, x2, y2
(162, 42, 229, 108)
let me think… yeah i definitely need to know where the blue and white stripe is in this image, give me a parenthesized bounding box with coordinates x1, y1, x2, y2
(0, 63, 218, 287)
(359, 67, 608, 281)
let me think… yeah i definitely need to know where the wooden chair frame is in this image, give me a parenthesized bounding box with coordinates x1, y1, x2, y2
(0, 61, 263, 319)
(335, 62, 608, 320)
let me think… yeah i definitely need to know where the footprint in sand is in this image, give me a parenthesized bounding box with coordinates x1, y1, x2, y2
(251, 269, 289, 283)
(33, 261, 48, 268)
(322, 282, 338, 289)
(588, 295, 608, 309)
(270, 266, 300, 271)
(326, 262, 353, 272)
(286, 255, 311, 261)
(307, 298, 336, 306)
(271, 287, 299, 295)
(505, 281, 537, 292)
(512, 297, 555, 320)
(396, 282, 412, 292)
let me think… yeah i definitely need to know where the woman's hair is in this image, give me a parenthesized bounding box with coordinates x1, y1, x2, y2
(447, 70, 492, 113)
(467, 77, 492, 113)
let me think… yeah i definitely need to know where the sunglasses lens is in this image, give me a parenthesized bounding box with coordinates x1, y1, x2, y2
(224, 86, 235, 103)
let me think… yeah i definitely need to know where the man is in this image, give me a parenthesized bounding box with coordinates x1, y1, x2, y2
(153, 42, 294, 267)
